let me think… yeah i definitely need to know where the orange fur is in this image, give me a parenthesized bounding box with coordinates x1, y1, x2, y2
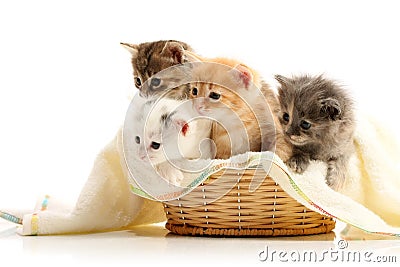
(185, 51, 291, 160)
(185, 51, 262, 88)
(192, 81, 262, 159)
(188, 62, 268, 159)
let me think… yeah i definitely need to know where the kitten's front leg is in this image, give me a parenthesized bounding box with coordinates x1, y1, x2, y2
(286, 154, 310, 174)
(326, 156, 346, 190)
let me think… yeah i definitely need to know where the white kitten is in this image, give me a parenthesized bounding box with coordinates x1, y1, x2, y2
(126, 96, 212, 186)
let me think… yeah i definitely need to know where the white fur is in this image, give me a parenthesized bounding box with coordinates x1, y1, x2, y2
(127, 96, 212, 186)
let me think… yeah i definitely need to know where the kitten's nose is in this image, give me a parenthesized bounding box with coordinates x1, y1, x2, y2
(196, 107, 207, 115)
(193, 102, 205, 115)
(286, 127, 299, 137)
(139, 154, 148, 161)
(139, 91, 148, 98)
(285, 129, 293, 136)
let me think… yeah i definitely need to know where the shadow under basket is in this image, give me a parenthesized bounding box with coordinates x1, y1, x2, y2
(163, 168, 335, 237)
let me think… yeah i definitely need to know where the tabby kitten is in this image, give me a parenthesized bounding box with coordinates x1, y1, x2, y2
(121, 40, 193, 99)
(276, 74, 355, 190)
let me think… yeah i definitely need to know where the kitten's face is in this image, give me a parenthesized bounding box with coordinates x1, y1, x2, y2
(133, 115, 165, 165)
(278, 101, 322, 146)
(189, 82, 226, 117)
(276, 75, 345, 146)
(188, 63, 253, 119)
(132, 98, 189, 165)
(132, 99, 169, 165)
(121, 40, 192, 91)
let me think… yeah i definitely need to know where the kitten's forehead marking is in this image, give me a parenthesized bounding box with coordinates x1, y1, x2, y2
(288, 100, 295, 122)
(160, 113, 168, 123)
(135, 99, 155, 121)
(160, 110, 177, 127)
(149, 131, 159, 140)
(198, 82, 219, 95)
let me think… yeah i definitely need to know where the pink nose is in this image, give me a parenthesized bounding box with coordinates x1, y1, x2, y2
(194, 103, 206, 115)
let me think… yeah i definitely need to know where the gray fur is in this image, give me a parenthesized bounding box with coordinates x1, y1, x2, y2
(160, 113, 169, 124)
(276, 74, 355, 190)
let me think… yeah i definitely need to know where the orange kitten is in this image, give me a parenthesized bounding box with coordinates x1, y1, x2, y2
(187, 61, 275, 159)
(185, 54, 291, 160)
(210, 57, 291, 161)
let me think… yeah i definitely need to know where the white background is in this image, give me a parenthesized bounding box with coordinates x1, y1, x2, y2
(0, 0, 399, 212)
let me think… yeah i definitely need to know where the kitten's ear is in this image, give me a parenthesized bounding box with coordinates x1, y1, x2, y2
(164, 112, 190, 136)
(161, 41, 187, 64)
(120, 42, 139, 58)
(275, 74, 291, 85)
(230, 64, 253, 89)
(172, 117, 189, 136)
(320, 98, 341, 120)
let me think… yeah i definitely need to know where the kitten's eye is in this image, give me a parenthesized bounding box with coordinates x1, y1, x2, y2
(192, 87, 198, 96)
(135, 136, 140, 144)
(135, 77, 142, 88)
(150, 142, 161, 150)
(283, 113, 290, 122)
(300, 120, 312, 130)
(209, 92, 220, 100)
(151, 77, 161, 87)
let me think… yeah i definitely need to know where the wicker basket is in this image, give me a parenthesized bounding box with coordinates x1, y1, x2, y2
(163, 167, 335, 237)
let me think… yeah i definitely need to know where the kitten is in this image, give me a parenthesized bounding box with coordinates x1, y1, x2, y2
(187, 61, 278, 159)
(128, 96, 212, 186)
(185, 56, 292, 161)
(121, 40, 193, 99)
(275, 74, 355, 190)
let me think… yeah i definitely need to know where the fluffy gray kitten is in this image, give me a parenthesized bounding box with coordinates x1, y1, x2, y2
(275, 74, 355, 190)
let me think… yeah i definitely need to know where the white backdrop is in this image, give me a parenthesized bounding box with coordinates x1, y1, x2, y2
(0, 0, 399, 208)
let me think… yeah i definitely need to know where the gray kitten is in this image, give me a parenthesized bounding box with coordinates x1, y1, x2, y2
(121, 40, 193, 99)
(275, 74, 355, 190)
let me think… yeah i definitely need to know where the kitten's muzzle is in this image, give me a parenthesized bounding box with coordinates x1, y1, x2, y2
(287, 135, 308, 145)
(139, 91, 149, 98)
(193, 99, 209, 115)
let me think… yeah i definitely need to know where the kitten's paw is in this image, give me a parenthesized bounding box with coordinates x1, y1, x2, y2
(326, 172, 345, 191)
(325, 162, 346, 191)
(174, 171, 184, 185)
(286, 155, 309, 174)
(326, 176, 340, 191)
(156, 163, 184, 187)
(164, 177, 178, 186)
(164, 171, 184, 187)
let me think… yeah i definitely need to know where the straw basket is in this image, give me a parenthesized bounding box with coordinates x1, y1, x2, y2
(163, 167, 335, 237)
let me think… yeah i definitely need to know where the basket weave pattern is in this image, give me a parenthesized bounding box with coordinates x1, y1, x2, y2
(164, 168, 335, 236)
